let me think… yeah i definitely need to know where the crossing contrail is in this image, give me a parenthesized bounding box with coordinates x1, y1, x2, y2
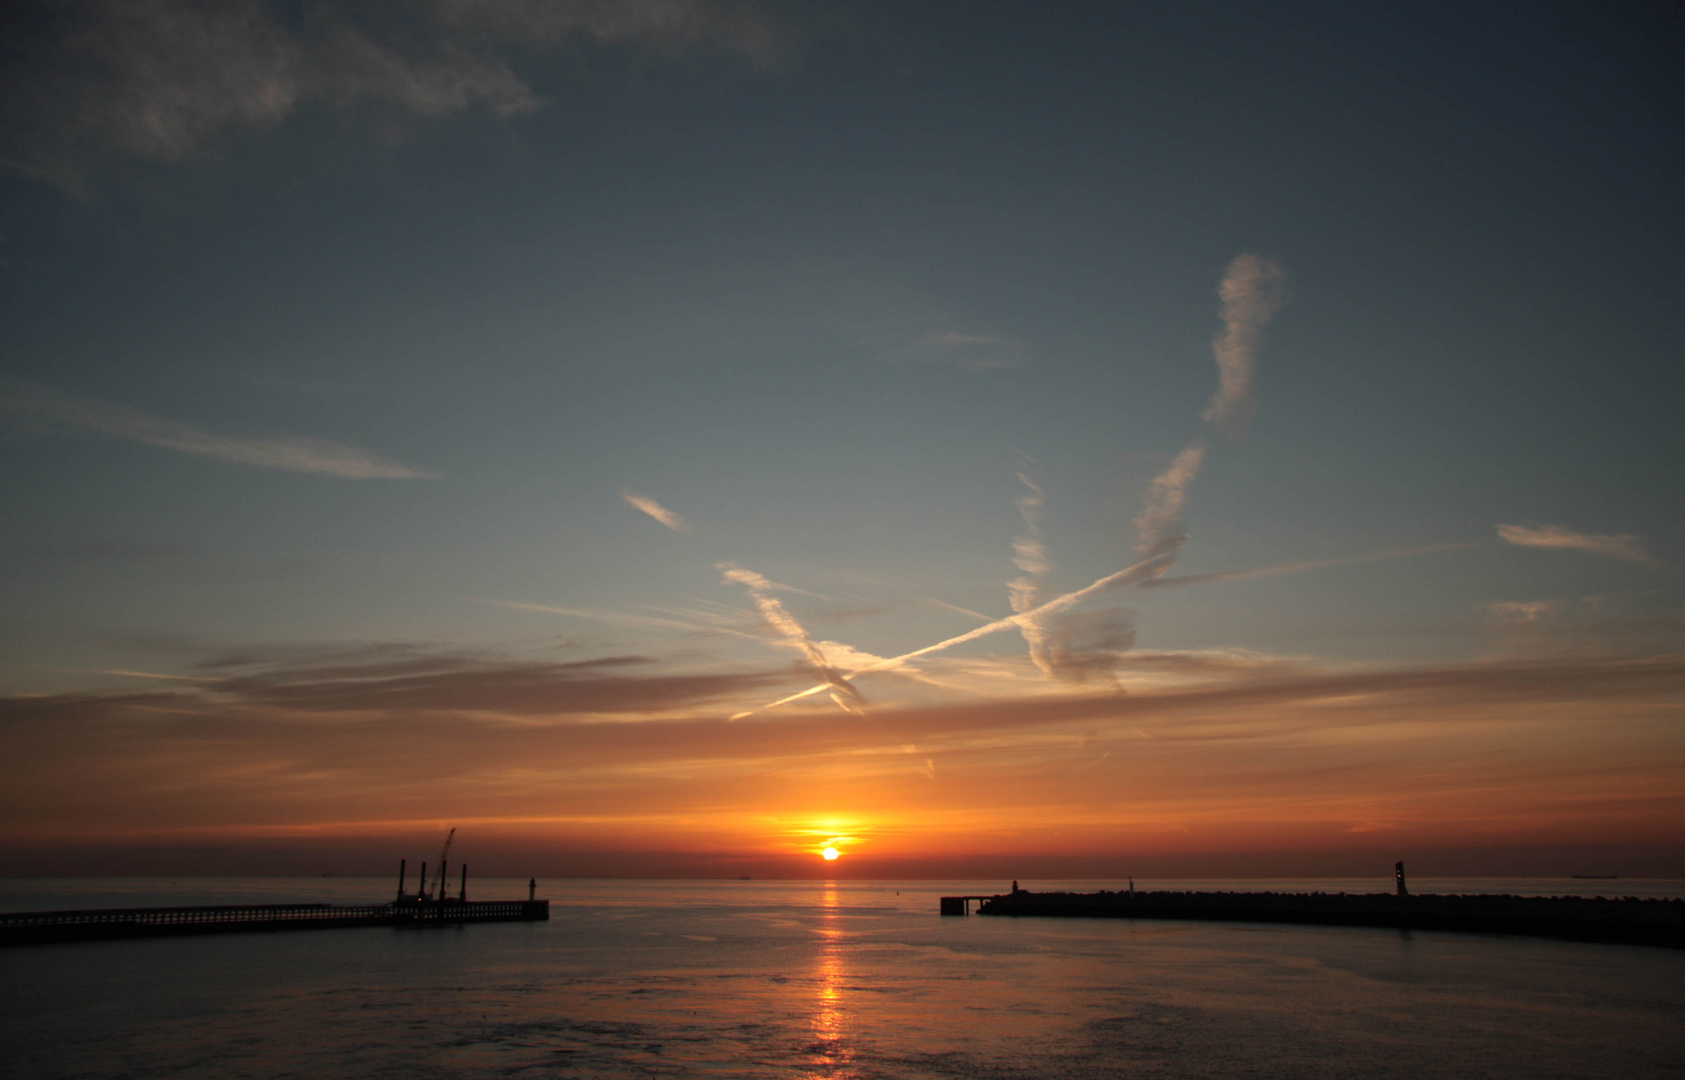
(728, 546, 1180, 719)
(722, 566, 867, 714)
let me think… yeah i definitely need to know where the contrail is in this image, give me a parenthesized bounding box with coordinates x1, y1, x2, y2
(922, 597, 995, 622)
(1202, 254, 1286, 440)
(729, 547, 1180, 719)
(721, 566, 867, 714)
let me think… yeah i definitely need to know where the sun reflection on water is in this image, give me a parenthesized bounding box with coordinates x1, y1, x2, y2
(801, 884, 853, 1076)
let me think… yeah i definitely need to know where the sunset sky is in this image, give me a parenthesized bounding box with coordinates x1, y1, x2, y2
(2, 1, 1681, 879)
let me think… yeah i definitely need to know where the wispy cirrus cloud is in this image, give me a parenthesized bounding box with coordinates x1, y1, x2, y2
(1142, 542, 1473, 589)
(1497, 523, 1656, 566)
(1, 383, 435, 479)
(910, 330, 1025, 370)
(620, 490, 690, 531)
(854, 319, 1027, 370)
(1110, 649, 1312, 679)
(211, 652, 772, 716)
(1484, 599, 1572, 624)
(1480, 595, 1625, 657)
(86, 669, 219, 683)
(1202, 254, 1286, 440)
(2, 0, 792, 187)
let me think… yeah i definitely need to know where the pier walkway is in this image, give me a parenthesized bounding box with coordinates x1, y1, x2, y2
(0, 899, 549, 947)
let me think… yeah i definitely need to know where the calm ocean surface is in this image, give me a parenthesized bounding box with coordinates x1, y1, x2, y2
(2, 877, 1682, 1079)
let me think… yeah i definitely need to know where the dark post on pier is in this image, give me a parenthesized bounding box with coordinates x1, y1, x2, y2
(1395, 861, 1408, 897)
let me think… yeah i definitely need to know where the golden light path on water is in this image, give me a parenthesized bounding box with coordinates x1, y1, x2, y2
(804, 885, 851, 1077)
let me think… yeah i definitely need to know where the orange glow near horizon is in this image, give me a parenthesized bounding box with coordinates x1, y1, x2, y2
(5, 652, 1684, 877)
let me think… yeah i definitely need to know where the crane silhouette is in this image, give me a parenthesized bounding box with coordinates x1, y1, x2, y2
(428, 828, 455, 901)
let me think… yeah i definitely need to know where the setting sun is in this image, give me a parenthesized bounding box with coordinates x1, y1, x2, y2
(821, 847, 840, 861)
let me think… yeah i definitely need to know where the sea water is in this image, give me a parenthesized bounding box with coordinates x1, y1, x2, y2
(2, 878, 1682, 1079)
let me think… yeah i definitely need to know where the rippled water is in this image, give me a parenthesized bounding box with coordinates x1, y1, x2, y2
(3, 878, 1682, 1078)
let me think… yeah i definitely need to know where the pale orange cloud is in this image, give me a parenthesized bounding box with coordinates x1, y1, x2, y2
(621, 489, 690, 530)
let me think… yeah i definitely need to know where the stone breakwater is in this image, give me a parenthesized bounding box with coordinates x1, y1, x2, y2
(968, 890, 1685, 949)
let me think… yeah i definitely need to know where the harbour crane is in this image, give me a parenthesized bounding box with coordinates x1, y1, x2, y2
(429, 827, 455, 901)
